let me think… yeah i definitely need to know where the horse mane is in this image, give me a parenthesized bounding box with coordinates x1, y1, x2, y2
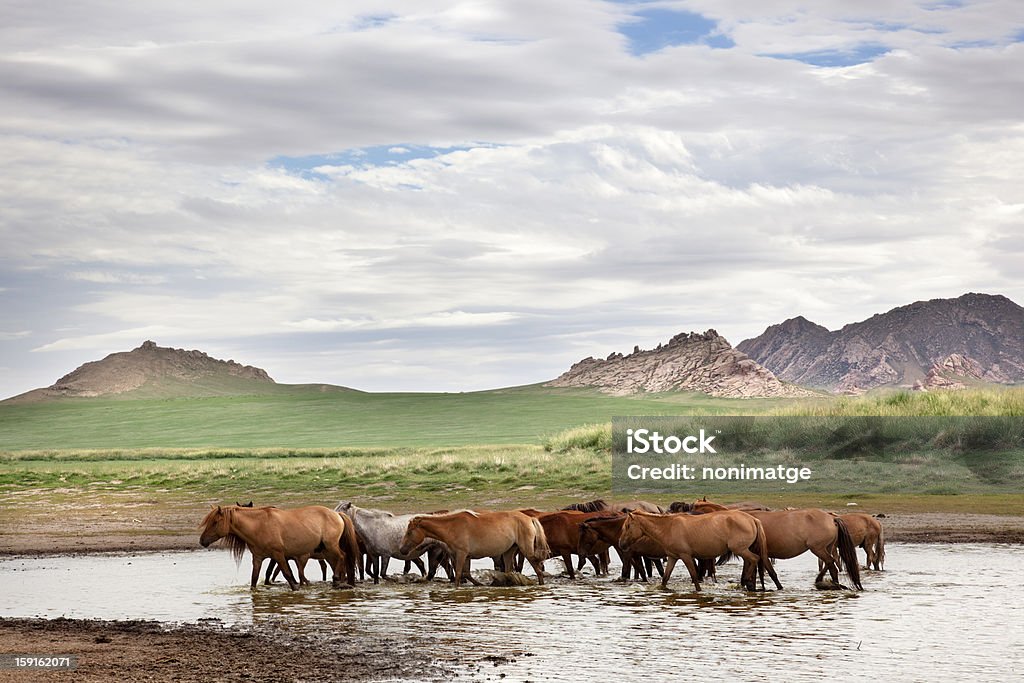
(224, 533, 248, 565)
(198, 506, 249, 566)
(561, 499, 607, 513)
(668, 501, 692, 513)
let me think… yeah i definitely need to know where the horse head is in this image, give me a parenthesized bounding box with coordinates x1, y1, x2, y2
(199, 505, 230, 547)
(668, 501, 692, 513)
(577, 521, 600, 557)
(398, 516, 427, 556)
(618, 512, 646, 552)
(334, 501, 354, 514)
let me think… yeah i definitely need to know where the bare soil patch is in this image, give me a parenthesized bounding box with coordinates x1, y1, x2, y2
(0, 617, 456, 682)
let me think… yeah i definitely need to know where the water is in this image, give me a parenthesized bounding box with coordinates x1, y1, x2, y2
(3, 544, 1022, 680)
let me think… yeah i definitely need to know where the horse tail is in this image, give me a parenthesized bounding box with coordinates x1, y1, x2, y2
(716, 551, 734, 566)
(530, 517, 551, 560)
(834, 517, 863, 590)
(874, 522, 886, 570)
(338, 512, 359, 585)
(751, 519, 781, 590)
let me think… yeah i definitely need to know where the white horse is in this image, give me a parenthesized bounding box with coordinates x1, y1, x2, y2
(335, 502, 453, 583)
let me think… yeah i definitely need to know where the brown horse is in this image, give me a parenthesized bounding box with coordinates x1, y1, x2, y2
(562, 499, 665, 514)
(535, 510, 617, 579)
(199, 504, 358, 590)
(669, 500, 771, 513)
(744, 509, 863, 590)
(399, 510, 550, 586)
(680, 499, 864, 589)
(825, 513, 885, 571)
(578, 515, 665, 582)
(620, 511, 781, 591)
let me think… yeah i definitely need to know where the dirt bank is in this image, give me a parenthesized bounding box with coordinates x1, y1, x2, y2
(0, 617, 464, 683)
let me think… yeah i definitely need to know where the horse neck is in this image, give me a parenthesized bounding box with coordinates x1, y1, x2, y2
(595, 518, 625, 542)
(412, 515, 447, 542)
(630, 513, 666, 536)
(225, 507, 264, 547)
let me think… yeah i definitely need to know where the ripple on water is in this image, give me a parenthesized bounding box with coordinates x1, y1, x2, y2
(2, 543, 1022, 680)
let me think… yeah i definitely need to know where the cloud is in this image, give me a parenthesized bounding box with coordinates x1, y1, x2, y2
(1, 0, 1023, 396)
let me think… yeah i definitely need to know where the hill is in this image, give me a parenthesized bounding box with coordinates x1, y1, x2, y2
(737, 293, 1024, 393)
(5, 340, 287, 402)
(547, 329, 815, 398)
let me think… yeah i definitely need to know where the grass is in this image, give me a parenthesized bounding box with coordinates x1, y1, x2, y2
(0, 387, 1021, 526)
(773, 386, 1024, 416)
(0, 384, 793, 450)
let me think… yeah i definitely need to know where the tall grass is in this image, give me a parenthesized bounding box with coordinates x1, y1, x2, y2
(775, 387, 1024, 417)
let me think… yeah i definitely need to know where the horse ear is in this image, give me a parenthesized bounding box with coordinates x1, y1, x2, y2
(701, 496, 708, 502)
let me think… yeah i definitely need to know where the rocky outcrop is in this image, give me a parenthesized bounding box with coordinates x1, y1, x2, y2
(737, 293, 1024, 392)
(44, 340, 274, 398)
(913, 353, 987, 391)
(547, 330, 815, 398)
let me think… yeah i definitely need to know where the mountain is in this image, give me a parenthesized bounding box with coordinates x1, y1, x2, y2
(737, 293, 1024, 393)
(7, 341, 279, 401)
(547, 329, 816, 398)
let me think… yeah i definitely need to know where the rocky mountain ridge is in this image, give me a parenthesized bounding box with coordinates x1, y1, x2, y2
(547, 330, 815, 398)
(737, 293, 1023, 393)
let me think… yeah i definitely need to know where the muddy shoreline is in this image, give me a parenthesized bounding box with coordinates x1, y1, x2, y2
(0, 617, 469, 683)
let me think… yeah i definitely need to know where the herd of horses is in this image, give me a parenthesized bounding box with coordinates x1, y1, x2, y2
(198, 498, 885, 592)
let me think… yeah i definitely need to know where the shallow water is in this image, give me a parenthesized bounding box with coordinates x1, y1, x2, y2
(3, 544, 1022, 680)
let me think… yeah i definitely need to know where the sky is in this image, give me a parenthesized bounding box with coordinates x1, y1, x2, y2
(1, 0, 1023, 397)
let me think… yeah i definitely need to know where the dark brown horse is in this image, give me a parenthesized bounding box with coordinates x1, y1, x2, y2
(578, 514, 665, 582)
(562, 499, 665, 513)
(620, 510, 781, 591)
(199, 504, 358, 590)
(535, 510, 618, 579)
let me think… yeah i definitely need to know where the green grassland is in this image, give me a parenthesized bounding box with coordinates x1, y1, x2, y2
(0, 384, 793, 450)
(1, 386, 1021, 523)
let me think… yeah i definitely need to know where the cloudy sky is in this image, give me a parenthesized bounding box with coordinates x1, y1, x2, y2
(1, 0, 1022, 397)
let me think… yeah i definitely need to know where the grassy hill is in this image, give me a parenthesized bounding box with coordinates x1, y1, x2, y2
(0, 384, 800, 451)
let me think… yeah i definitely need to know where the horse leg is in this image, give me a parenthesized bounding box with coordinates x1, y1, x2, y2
(680, 555, 702, 591)
(652, 558, 665, 578)
(525, 555, 546, 586)
(263, 560, 277, 586)
(633, 555, 648, 582)
(272, 552, 300, 590)
(251, 556, 264, 589)
(661, 557, 678, 588)
(461, 556, 484, 586)
(295, 557, 311, 586)
(601, 549, 610, 576)
(562, 552, 576, 579)
(813, 546, 840, 584)
(368, 554, 380, 584)
(587, 554, 602, 576)
(412, 557, 427, 577)
(319, 559, 328, 582)
(734, 547, 760, 591)
(380, 555, 392, 581)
